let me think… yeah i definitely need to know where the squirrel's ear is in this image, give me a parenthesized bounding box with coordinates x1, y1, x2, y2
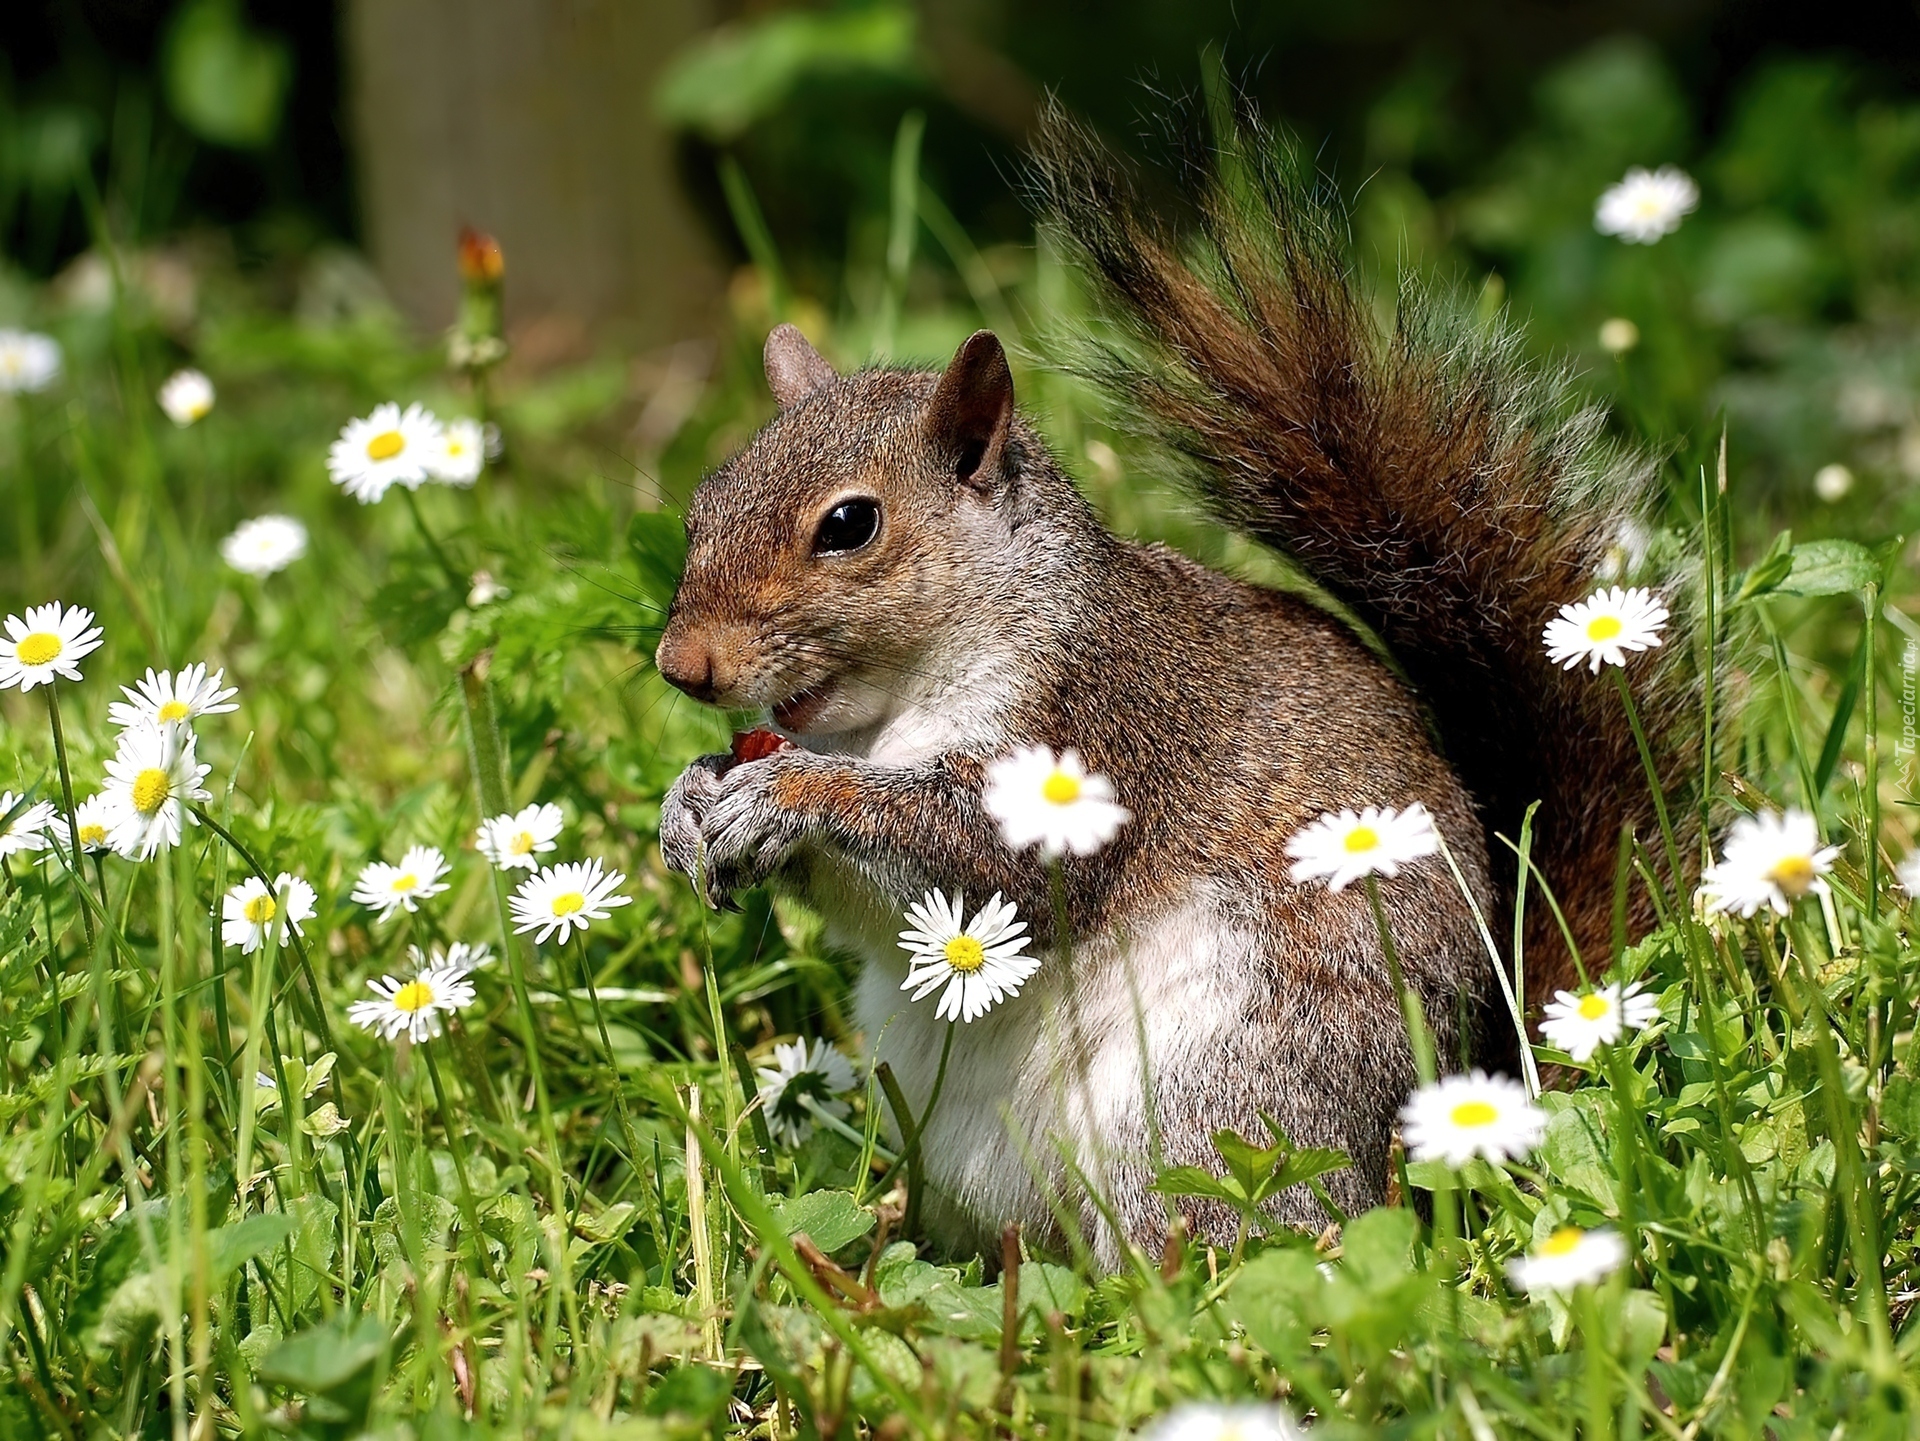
(926, 330, 1014, 494)
(764, 324, 837, 409)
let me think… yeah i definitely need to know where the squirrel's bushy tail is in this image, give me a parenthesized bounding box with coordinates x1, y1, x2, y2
(1031, 107, 1699, 999)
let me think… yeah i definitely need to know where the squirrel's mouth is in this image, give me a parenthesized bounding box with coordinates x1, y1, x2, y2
(771, 682, 836, 735)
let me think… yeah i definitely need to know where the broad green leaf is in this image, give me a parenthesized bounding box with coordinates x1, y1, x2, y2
(1776, 538, 1875, 596)
(772, 1188, 874, 1253)
(257, 1312, 389, 1394)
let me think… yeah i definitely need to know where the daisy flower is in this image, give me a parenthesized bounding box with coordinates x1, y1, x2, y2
(157, 368, 215, 426)
(326, 402, 444, 503)
(107, 663, 239, 732)
(1539, 979, 1662, 1062)
(99, 726, 213, 860)
(0, 792, 58, 860)
(421, 940, 492, 976)
(347, 963, 476, 1044)
(754, 1037, 857, 1148)
(64, 794, 116, 854)
(221, 515, 309, 576)
(1594, 166, 1699, 244)
(0, 602, 104, 690)
(1699, 808, 1840, 918)
(1138, 1402, 1302, 1441)
(509, 857, 632, 944)
(1400, 1070, 1545, 1168)
(476, 802, 564, 871)
(0, 330, 62, 393)
(1507, 1225, 1627, 1295)
(1597, 317, 1640, 356)
(982, 745, 1131, 859)
(221, 873, 318, 954)
(1285, 802, 1439, 892)
(427, 416, 485, 486)
(1543, 585, 1668, 674)
(350, 844, 451, 922)
(898, 889, 1040, 1023)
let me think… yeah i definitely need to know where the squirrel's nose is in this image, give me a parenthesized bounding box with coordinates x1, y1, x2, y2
(656, 632, 719, 702)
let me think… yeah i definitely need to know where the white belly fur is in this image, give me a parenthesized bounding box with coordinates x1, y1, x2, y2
(831, 881, 1261, 1268)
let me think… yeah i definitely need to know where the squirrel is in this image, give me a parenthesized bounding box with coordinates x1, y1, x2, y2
(653, 111, 1695, 1267)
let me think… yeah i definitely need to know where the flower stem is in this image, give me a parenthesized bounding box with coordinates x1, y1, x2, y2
(1610, 666, 1684, 901)
(42, 686, 97, 948)
(422, 1041, 489, 1280)
(400, 484, 463, 591)
(571, 934, 648, 1174)
(190, 805, 335, 1056)
(455, 660, 582, 1353)
(903, 1022, 957, 1239)
(1365, 875, 1437, 1085)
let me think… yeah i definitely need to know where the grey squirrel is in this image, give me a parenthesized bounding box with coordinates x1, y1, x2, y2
(653, 111, 1694, 1265)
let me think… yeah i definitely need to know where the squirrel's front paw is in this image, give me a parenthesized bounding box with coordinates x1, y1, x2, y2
(699, 753, 819, 907)
(660, 754, 731, 903)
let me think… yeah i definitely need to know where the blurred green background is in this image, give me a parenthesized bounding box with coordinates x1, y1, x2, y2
(9, 0, 1920, 536)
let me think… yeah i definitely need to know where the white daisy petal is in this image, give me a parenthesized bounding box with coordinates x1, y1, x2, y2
(1594, 166, 1699, 244)
(476, 802, 565, 871)
(0, 330, 62, 394)
(897, 888, 1039, 1023)
(327, 402, 445, 504)
(0, 602, 105, 691)
(57, 794, 116, 855)
(982, 745, 1131, 859)
(1539, 979, 1662, 1062)
(753, 1037, 857, 1148)
(1698, 808, 1840, 918)
(1543, 586, 1669, 674)
(157, 368, 215, 426)
(1285, 802, 1439, 892)
(221, 873, 319, 954)
(99, 726, 213, 860)
(221, 515, 308, 576)
(107, 663, 239, 733)
(1399, 1070, 1545, 1168)
(347, 962, 476, 1045)
(0, 791, 59, 860)
(509, 858, 632, 945)
(427, 416, 485, 486)
(1507, 1225, 1627, 1295)
(350, 845, 451, 923)
(1138, 1401, 1303, 1441)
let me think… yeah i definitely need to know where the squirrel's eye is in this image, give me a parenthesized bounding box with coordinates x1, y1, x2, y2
(812, 498, 881, 555)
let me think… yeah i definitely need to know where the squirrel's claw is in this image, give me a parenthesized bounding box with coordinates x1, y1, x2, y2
(661, 753, 731, 899)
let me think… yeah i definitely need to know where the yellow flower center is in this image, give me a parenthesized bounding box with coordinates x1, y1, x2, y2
(1768, 855, 1817, 897)
(1540, 1225, 1586, 1256)
(244, 894, 277, 924)
(15, 632, 61, 667)
(943, 935, 986, 973)
(392, 980, 436, 1013)
(1343, 825, 1380, 854)
(365, 429, 406, 461)
(1576, 993, 1612, 1021)
(551, 890, 586, 916)
(78, 823, 106, 846)
(391, 872, 418, 893)
(157, 699, 192, 723)
(1042, 771, 1081, 806)
(1586, 615, 1624, 642)
(510, 830, 535, 854)
(131, 768, 172, 816)
(1449, 1100, 1498, 1129)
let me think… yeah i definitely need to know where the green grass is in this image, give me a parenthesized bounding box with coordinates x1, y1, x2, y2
(4, 69, 1920, 1435)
